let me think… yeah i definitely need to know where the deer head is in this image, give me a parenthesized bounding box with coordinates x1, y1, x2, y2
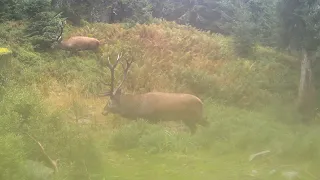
(100, 53, 133, 115)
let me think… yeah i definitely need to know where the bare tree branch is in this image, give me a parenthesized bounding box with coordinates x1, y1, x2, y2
(26, 132, 59, 173)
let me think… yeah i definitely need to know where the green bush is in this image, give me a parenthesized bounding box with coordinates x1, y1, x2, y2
(0, 21, 26, 44)
(25, 11, 64, 51)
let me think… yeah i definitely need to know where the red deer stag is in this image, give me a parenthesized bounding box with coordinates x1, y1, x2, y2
(99, 53, 210, 134)
(54, 22, 101, 52)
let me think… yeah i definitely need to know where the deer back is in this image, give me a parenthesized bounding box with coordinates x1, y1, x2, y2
(60, 36, 100, 51)
(113, 92, 203, 120)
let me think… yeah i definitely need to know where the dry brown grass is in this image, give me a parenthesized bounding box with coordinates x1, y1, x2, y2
(40, 79, 108, 125)
(39, 20, 298, 118)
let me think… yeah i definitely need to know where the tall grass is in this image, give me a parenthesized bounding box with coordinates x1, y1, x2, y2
(2, 20, 299, 108)
(0, 19, 311, 179)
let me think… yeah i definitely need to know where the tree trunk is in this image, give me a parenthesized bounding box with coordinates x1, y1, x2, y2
(297, 49, 316, 120)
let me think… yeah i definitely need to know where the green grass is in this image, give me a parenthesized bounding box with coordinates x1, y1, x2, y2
(101, 150, 319, 180)
(93, 101, 320, 180)
(65, 100, 317, 180)
(0, 20, 317, 180)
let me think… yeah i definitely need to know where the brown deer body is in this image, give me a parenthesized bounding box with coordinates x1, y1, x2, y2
(54, 22, 100, 52)
(100, 54, 209, 134)
(58, 36, 101, 51)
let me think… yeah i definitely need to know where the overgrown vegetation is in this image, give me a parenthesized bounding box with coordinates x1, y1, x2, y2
(1, 0, 320, 179)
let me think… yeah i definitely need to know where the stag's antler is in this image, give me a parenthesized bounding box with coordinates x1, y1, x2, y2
(55, 21, 64, 42)
(113, 56, 134, 94)
(100, 53, 133, 97)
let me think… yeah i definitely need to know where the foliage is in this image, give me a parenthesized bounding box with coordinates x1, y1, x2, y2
(0, 0, 52, 22)
(52, 0, 153, 25)
(277, 0, 320, 118)
(277, 0, 320, 52)
(0, 0, 24, 21)
(1, 20, 297, 108)
(0, 133, 26, 180)
(0, 84, 105, 179)
(25, 11, 64, 51)
(120, 0, 153, 24)
(0, 9, 313, 179)
(50, 0, 280, 45)
(22, 0, 51, 19)
(0, 47, 12, 68)
(0, 47, 11, 55)
(229, 1, 256, 57)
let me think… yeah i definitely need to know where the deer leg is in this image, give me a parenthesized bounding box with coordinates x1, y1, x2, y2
(197, 117, 210, 127)
(183, 119, 197, 135)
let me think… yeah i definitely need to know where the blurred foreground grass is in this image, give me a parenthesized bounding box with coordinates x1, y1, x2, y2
(88, 101, 320, 180)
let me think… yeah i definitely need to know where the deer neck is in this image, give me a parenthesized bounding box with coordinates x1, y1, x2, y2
(116, 94, 143, 114)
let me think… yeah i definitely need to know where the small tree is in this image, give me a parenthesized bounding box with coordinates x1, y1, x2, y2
(277, 0, 320, 119)
(25, 11, 64, 51)
(229, 1, 256, 57)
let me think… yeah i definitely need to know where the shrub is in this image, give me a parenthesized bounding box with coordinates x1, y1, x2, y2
(0, 21, 26, 44)
(25, 11, 64, 51)
(231, 13, 256, 57)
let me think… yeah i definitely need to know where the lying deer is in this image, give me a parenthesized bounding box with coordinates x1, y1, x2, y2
(99, 53, 210, 134)
(53, 21, 101, 52)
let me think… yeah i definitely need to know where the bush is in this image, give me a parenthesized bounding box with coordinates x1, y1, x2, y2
(0, 21, 26, 44)
(25, 11, 64, 51)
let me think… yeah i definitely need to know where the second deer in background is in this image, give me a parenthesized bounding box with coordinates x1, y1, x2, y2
(54, 21, 101, 52)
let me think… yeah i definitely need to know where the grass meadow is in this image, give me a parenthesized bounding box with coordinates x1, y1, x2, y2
(0, 20, 319, 180)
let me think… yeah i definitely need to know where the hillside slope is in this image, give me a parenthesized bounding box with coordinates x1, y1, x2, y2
(2, 20, 320, 180)
(2, 20, 299, 108)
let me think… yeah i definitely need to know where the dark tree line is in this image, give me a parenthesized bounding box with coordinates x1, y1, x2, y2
(1, 0, 281, 56)
(48, 0, 281, 57)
